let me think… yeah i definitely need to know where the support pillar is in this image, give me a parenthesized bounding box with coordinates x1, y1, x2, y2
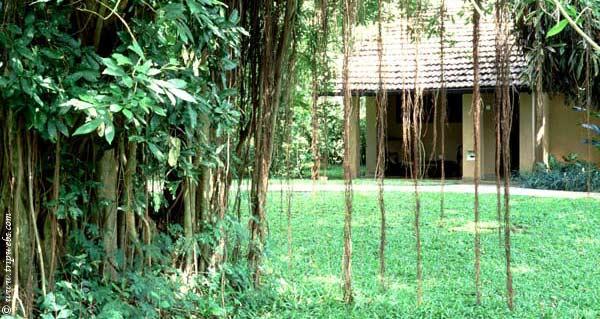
(519, 93, 535, 173)
(462, 94, 480, 180)
(365, 96, 377, 176)
(534, 92, 550, 166)
(519, 92, 549, 173)
(348, 96, 361, 178)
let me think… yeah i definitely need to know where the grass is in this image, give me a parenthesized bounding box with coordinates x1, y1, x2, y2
(272, 164, 364, 180)
(265, 178, 462, 187)
(270, 164, 462, 186)
(240, 191, 600, 318)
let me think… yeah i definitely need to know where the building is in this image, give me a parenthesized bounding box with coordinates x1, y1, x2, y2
(334, 6, 600, 179)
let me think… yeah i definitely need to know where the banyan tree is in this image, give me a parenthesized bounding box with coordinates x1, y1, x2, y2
(1, 0, 599, 317)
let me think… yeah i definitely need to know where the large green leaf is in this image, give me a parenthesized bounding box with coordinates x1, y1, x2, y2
(128, 42, 145, 59)
(109, 104, 123, 113)
(153, 107, 167, 117)
(112, 53, 132, 66)
(104, 120, 115, 144)
(72, 118, 102, 136)
(122, 109, 133, 120)
(62, 99, 94, 110)
(546, 19, 569, 38)
(169, 87, 197, 103)
(167, 136, 181, 167)
(102, 57, 127, 77)
(148, 142, 165, 161)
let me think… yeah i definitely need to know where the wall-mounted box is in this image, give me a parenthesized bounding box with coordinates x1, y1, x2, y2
(466, 150, 476, 161)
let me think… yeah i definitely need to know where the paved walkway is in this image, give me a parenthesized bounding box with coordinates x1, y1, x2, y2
(266, 182, 600, 199)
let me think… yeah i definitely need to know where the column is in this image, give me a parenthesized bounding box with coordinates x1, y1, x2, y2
(519, 93, 535, 172)
(534, 92, 550, 166)
(461, 94, 486, 181)
(348, 96, 361, 178)
(365, 96, 377, 176)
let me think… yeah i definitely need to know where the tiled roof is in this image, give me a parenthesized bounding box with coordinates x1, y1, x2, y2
(332, 9, 527, 93)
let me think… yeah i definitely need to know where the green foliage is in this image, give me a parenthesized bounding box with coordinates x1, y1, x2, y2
(1, 0, 250, 317)
(514, 0, 600, 102)
(37, 224, 251, 318)
(517, 153, 600, 191)
(322, 101, 347, 166)
(0, 0, 243, 161)
(272, 98, 348, 178)
(1, 0, 244, 208)
(0, 6, 96, 142)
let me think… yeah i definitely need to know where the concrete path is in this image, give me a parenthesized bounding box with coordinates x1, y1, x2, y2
(265, 182, 600, 199)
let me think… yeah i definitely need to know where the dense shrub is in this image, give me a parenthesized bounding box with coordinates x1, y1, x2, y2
(38, 224, 252, 319)
(517, 154, 600, 192)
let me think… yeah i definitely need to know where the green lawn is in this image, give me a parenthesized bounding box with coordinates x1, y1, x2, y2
(269, 164, 462, 185)
(264, 178, 462, 186)
(243, 192, 600, 318)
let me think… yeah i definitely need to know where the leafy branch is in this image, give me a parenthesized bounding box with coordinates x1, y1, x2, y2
(548, 0, 600, 51)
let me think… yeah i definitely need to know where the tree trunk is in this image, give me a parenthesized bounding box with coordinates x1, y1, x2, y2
(45, 137, 61, 289)
(11, 114, 35, 316)
(123, 141, 141, 265)
(197, 113, 211, 272)
(183, 174, 196, 274)
(98, 148, 119, 281)
(248, 0, 298, 286)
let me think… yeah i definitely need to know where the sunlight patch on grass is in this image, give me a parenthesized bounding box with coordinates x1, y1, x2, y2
(306, 275, 340, 286)
(387, 281, 412, 292)
(275, 277, 292, 294)
(576, 237, 600, 246)
(449, 220, 500, 233)
(511, 264, 534, 274)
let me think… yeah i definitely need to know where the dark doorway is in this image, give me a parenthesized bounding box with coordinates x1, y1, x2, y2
(385, 92, 463, 178)
(500, 92, 520, 176)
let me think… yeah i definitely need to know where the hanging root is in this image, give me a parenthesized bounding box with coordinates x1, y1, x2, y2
(472, 0, 482, 305)
(411, 17, 424, 305)
(310, 1, 321, 185)
(497, 0, 514, 309)
(375, 0, 388, 289)
(494, 0, 502, 246)
(341, 0, 357, 303)
(439, 0, 447, 219)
